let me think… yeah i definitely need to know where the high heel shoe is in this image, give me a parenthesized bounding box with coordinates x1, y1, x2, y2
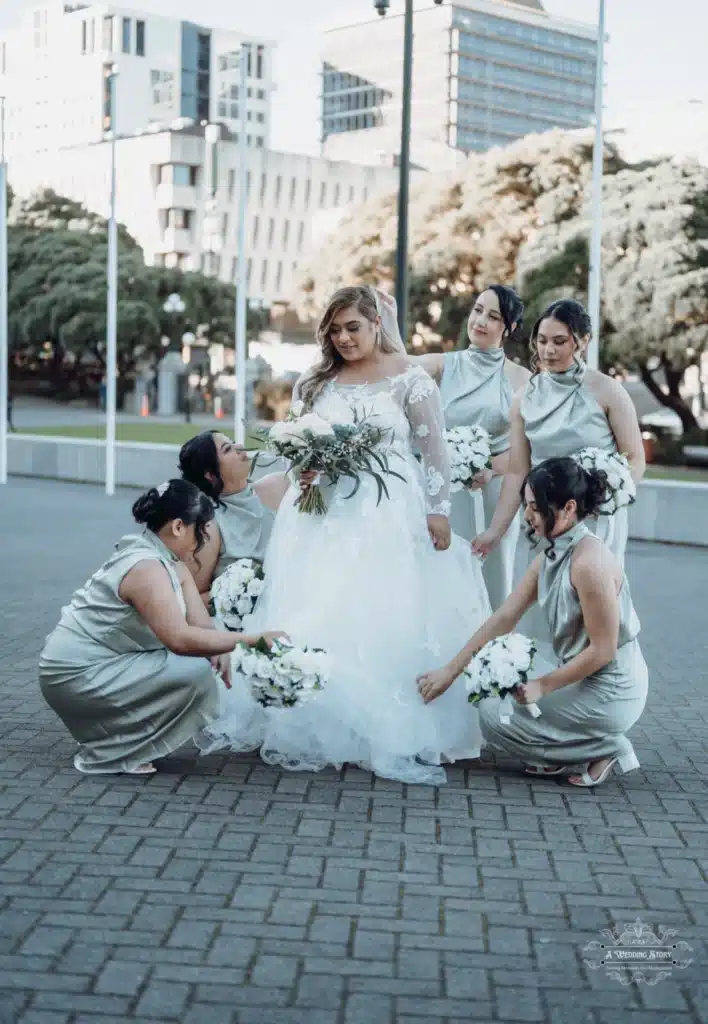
(568, 750, 639, 788)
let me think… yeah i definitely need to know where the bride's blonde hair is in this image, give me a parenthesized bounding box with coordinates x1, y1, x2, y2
(297, 285, 402, 410)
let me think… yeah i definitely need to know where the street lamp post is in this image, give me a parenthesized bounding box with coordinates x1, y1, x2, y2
(587, 0, 606, 371)
(105, 65, 119, 496)
(374, 0, 444, 344)
(0, 95, 8, 486)
(234, 43, 249, 447)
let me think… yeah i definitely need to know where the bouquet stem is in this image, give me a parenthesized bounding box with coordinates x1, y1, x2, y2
(296, 483, 328, 516)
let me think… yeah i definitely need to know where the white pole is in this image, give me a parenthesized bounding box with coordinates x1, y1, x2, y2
(587, 0, 606, 371)
(0, 96, 8, 485)
(234, 44, 249, 446)
(105, 69, 118, 495)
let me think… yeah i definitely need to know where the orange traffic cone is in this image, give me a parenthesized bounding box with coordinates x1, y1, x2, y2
(140, 394, 150, 417)
(214, 396, 223, 420)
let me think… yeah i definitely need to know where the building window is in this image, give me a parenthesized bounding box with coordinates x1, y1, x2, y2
(136, 20, 145, 57)
(297, 221, 305, 252)
(319, 182, 327, 207)
(81, 20, 87, 54)
(259, 172, 267, 202)
(274, 175, 282, 206)
(304, 179, 312, 209)
(247, 257, 253, 285)
(267, 218, 275, 246)
(256, 45, 264, 79)
(282, 220, 290, 248)
(228, 169, 235, 198)
(222, 213, 229, 237)
(275, 261, 283, 293)
(102, 15, 114, 52)
(102, 63, 114, 131)
(289, 177, 297, 209)
(255, 136, 264, 148)
(333, 183, 341, 206)
(260, 259, 268, 291)
(252, 216, 260, 246)
(348, 185, 355, 203)
(122, 17, 131, 54)
(168, 209, 191, 230)
(151, 70, 174, 107)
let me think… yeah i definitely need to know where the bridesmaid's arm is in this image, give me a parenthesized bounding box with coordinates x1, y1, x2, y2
(471, 390, 531, 555)
(254, 471, 290, 510)
(410, 353, 445, 384)
(417, 558, 540, 702)
(520, 545, 621, 706)
(603, 377, 646, 483)
(176, 562, 215, 630)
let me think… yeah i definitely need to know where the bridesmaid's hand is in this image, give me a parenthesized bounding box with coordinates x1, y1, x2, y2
(417, 667, 456, 703)
(466, 467, 493, 491)
(211, 654, 232, 689)
(427, 514, 451, 551)
(471, 528, 500, 558)
(515, 678, 545, 705)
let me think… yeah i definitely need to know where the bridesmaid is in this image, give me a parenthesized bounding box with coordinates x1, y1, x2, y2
(39, 480, 283, 775)
(473, 299, 644, 567)
(417, 285, 530, 608)
(179, 431, 289, 601)
(418, 457, 649, 787)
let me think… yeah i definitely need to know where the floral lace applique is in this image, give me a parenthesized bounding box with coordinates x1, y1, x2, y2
(415, 424, 430, 438)
(426, 467, 445, 497)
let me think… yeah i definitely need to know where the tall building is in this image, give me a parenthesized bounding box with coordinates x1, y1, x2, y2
(0, 1, 274, 160)
(7, 124, 399, 306)
(321, 0, 598, 169)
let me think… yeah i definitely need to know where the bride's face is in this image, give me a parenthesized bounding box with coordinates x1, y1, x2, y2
(328, 305, 378, 363)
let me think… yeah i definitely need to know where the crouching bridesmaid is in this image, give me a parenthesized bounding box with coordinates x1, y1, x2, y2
(39, 479, 283, 775)
(418, 456, 648, 787)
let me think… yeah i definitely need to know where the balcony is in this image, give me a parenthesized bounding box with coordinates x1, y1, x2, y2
(156, 183, 198, 210)
(158, 228, 193, 253)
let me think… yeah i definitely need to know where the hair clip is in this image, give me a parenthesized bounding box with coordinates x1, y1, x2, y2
(156, 481, 169, 497)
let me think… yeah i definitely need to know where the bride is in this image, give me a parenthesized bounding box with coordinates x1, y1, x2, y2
(198, 285, 491, 784)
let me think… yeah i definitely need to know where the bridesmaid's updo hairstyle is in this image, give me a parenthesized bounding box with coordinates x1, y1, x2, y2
(529, 299, 592, 376)
(132, 479, 215, 556)
(522, 456, 608, 559)
(179, 431, 226, 507)
(486, 284, 524, 340)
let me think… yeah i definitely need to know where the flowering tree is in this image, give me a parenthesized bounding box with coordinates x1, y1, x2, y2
(296, 129, 708, 432)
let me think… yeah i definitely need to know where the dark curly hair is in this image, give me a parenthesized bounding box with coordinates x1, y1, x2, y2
(522, 456, 608, 559)
(529, 298, 591, 376)
(132, 479, 215, 560)
(483, 284, 525, 340)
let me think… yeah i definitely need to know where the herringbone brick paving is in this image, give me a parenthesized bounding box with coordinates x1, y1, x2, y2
(0, 478, 705, 1023)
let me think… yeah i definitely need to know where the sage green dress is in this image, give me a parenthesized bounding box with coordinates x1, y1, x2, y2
(213, 488, 275, 579)
(520, 361, 628, 564)
(440, 346, 520, 609)
(479, 522, 648, 769)
(39, 531, 219, 774)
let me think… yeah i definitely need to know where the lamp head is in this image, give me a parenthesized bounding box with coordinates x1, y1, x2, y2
(374, 0, 389, 16)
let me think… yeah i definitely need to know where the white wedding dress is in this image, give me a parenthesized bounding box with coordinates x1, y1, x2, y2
(197, 366, 491, 785)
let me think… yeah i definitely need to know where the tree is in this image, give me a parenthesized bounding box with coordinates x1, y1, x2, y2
(7, 189, 264, 404)
(296, 129, 707, 432)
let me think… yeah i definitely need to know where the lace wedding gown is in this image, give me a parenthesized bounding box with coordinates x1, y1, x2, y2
(197, 366, 491, 785)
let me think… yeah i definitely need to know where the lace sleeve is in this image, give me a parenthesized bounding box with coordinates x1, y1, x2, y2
(290, 376, 305, 415)
(403, 367, 451, 517)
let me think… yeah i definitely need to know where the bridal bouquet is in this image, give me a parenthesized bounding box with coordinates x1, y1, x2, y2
(464, 633, 542, 723)
(444, 425, 492, 491)
(572, 447, 636, 515)
(232, 637, 330, 708)
(263, 401, 403, 515)
(210, 558, 264, 631)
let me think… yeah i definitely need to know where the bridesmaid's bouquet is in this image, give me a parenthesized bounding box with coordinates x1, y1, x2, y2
(573, 447, 636, 515)
(444, 425, 492, 491)
(210, 558, 264, 631)
(464, 633, 542, 723)
(233, 637, 330, 708)
(264, 401, 404, 515)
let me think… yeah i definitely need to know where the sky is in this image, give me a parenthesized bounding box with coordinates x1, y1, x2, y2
(2, 0, 707, 159)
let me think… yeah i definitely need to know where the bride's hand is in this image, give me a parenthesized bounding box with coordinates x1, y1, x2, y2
(427, 514, 451, 551)
(299, 470, 318, 488)
(466, 467, 493, 491)
(417, 667, 456, 703)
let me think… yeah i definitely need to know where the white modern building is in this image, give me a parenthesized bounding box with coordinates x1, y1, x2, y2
(7, 123, 399, 306)
(321, 0, 598, 170)
(0, 1, 274, 160)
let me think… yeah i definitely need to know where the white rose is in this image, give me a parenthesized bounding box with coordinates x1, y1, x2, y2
(296, 413, 335, 438)
(247, 578, 264, 597)
(240, 653, 260, 678)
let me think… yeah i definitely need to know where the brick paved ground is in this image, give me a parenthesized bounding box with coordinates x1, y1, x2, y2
(1, 477, 706, 1024)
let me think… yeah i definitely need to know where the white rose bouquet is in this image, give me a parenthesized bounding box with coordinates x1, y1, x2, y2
(444, 425, 493, 491)
(464, 633, 542, 723)
(260, 400, 404, 515)
(572, 447, 636, 515)
(210, 558, 265, 631)
(233, 636, 330, 708)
